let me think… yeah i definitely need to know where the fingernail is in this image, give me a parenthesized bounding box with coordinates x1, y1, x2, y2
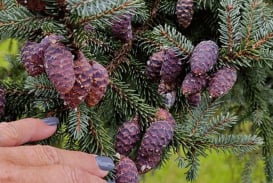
(107, 181, 116, 183)
(42, 117, 59, 126)
(96, 156, 115, 171)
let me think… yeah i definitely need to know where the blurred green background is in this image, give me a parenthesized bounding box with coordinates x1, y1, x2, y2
(0, 40, 266, 183)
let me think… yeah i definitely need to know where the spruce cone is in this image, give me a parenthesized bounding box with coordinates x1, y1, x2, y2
(44, 44, 75, 95)
(160, 50, 182, 83)
(146, 50, 166, 81)
(176, 0, 194, 28)
(190, 40, 219, 75)
(187, 92, 202, 107)
(155, 108, 176, 128)
(115, 116, 141, 156)
(85, 61, 109, 107)
(115, 157, 139, 183)
(181, 73, 208, 95)
(0, 87, 6, 116)
(111, 13, 133, 42)
(16, 0, 46, 11)
(21, 42, 44, 76)
(38, 34, 65, 60)
(158, 79, 177, 109)
(208, 67, 237, 98)
(136, 120, 174, 173)
(136, 152, 161, 174)
(61, 52, 93, 108)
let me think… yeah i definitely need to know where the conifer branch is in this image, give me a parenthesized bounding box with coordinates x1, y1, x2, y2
(109, 79, 156, 122)
(152, 24, 194, 56)
(67, 104, 89, 140)
(209, 135, 263, 154)
(201, 113, 237, 137)
(218, 0, 241, 54)
(106, 42, 132, 75)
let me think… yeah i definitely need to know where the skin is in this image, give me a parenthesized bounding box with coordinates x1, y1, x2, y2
(0, 118, 108, 183)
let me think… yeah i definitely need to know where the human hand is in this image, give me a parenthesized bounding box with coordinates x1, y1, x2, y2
(0, 118, 115, 183)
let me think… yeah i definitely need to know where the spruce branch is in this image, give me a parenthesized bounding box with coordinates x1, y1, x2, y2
(152, 24, 194, 57)
(218, 0, 241, 54)
(0, 7, 56, 39)
(106, 42, 132, 75)
(68, 0, 144, 25)
(78, 109, 115, 156)
(200, 112, 238, 137)
(67, 104, 90, 141)
(209, 135, 263, 154)
(109, 79, 156, 124)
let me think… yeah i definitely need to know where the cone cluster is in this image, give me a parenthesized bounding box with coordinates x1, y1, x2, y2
(181, 40, 237, 105)
(176, 0, 194, 28)
(0, 87, 5, 116)
(114, 109, 175, 182)
(145, 49, 182, 108)
(21, 34, 109, 109)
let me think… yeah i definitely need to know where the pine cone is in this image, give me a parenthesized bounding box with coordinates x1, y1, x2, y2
(16, 0, 45, 11)
(85, 61, 109, 107)
(115, 116, 141, 156)
(111, 13, 133, 42)
(146, 50, 166, 81)
(187, 92, 202, 107)
(44, 44, 75, 95)
(208, 67, 237, 98)
(136, 152, 161, 174)
(0, 87, 6, 116)
(181, 73, 208, 95)
(176, 0, 194, 28)
(160, 49, 182, 83)
(115, 157, 139, 183)
(61, 52, 93, 108)
(154, 108, 176, 128)
(137, 121, 174, 157)
(21, 42, 44, 76)
(190, 40, 219, 75)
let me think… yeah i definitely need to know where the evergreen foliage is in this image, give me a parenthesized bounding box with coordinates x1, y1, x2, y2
(0, 0, 272, 182)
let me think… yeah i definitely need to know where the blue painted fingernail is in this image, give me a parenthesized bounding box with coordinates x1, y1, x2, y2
(96, 156, 115, 171)
(42, 117, 59, 126)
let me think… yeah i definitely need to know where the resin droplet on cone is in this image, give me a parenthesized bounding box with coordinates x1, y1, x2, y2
(44, 44, 75, 95)
(209, 67, 237, 98)
(21, 42, 44, 76)
(176, 0, 194, 28)
(146, 50, 166, 81)
(85, 61, 109, 107)
(115, 116, 141, 156)
(115, 157, 139, 183)
(190, 40, 219, 75)
(0, 87, 6, 116)
(62, 52, 93, 108)
(181, 73, 208, 95)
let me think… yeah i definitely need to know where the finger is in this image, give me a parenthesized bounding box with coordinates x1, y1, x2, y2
(0, 117, 58, 146)
(0, 162, 107, 183)
(0, 145, 114, 178)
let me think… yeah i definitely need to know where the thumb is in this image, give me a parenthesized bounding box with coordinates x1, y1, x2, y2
(0, 117, 58, 147)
